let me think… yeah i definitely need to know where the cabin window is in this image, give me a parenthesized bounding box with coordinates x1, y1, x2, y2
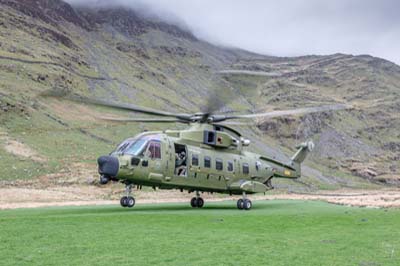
(243, 163, 249, 174)
(147, 142, 161, 159)
(227, 161, 234, 172)
(256, 161, 261, 171)
(216, 159, 223, 171)
(192, 154, 199, 166)
(204, 156, 211, 168)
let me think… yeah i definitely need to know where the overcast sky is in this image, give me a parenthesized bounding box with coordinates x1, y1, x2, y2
(67, 0, 400, 65)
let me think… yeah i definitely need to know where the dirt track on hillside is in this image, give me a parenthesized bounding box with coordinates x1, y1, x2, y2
(1, 185, 399, 209)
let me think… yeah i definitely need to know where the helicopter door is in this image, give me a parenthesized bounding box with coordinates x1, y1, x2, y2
(143, 141, 163, 175)
(174, 143, 187, 177)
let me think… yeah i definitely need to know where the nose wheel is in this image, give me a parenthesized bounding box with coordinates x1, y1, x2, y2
(190, 191, 204, 208)
(120, 184, 135, 208)
(120, 196, 135, 208)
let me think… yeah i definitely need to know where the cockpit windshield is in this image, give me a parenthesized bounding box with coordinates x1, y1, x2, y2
(111, 134, 161, 156)
(124, 139, 148, 156)
(114, 139, 136, 154)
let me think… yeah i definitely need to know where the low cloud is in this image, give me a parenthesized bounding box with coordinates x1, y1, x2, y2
(66, 0, 400, 65)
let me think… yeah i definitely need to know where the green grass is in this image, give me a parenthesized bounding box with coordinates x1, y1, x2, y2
(1, 200, 399, 266)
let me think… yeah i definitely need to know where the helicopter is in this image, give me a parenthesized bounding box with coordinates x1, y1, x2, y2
(45, 91, 350, 210)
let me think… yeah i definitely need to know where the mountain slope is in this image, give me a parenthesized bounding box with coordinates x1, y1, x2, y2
(0, 0, 399, 191)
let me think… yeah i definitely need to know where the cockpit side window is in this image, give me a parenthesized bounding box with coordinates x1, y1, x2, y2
(147, 141, 161, 159)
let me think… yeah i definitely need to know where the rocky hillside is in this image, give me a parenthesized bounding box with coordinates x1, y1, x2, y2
(0, 0, 399, 191)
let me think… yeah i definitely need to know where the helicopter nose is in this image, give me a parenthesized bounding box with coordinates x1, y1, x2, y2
(97, 155, 119, 178)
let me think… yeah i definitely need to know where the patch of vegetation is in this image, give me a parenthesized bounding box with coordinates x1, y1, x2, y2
(0, 148, 48, 180)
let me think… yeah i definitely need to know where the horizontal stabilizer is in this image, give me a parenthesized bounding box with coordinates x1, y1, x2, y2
(291, 140, 314, 164)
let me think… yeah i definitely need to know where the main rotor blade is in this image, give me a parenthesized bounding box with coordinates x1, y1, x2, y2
(41, 90, 193, 121)
(224, 104, 352, 120)
(98, 116, 189, 123)
(217, 121, 255, 126)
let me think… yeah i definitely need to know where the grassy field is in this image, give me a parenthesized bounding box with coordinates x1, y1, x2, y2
(0, 200, 399, 266)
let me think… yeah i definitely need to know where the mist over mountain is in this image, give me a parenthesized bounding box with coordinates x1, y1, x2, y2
(0, 0, 399, 190)
(65, 0, 400, 65)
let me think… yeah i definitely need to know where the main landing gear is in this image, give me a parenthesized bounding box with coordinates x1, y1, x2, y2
(120, 184, 135, 208)
(237, 192, 252, 210)
(190, 191, 204, 208)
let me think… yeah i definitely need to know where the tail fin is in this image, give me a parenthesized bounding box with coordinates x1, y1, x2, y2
(291, 140, 314, 164)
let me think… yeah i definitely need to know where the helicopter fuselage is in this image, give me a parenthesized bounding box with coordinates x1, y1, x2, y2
(98, 124, 306, 195)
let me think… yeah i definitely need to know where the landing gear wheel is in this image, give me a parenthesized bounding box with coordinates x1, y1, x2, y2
(237, 199, 244, 210)
(190, 197, 204, 208)
(196, 197, 204, 208)
(243, 199, 252, 210)
(120, 184, 134, 208)
(190, 197, 198, 208)
(120, 196, 128, 207)
(126, 196, 135, 208)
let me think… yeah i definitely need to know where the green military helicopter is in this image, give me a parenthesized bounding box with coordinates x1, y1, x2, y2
(46, 92, 349, 210)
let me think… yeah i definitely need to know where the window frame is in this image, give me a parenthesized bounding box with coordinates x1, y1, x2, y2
(192, 154, 199, 166)
(227, 161, 234, 172)
(242, 163, 249, 174)
(204, 156, 211, 168)
(216, 158, 223, 171)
